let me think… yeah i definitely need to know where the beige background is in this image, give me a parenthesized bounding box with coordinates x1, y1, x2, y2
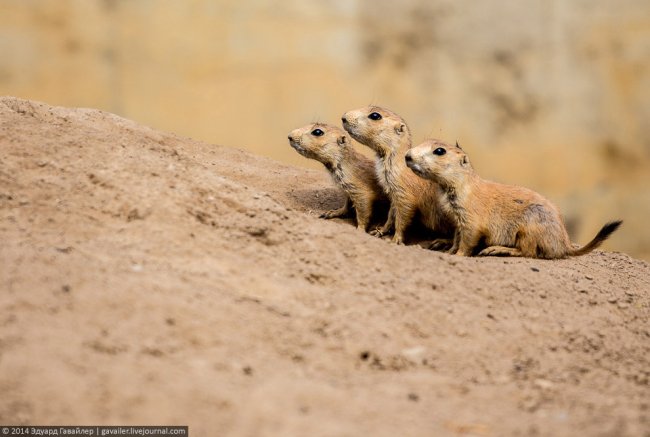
(1, 0, 649, 259)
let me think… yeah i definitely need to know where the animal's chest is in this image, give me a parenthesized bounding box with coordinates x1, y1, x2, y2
(447, 192, 460, 210)
(331, 165, 353, 192)
(375, 158, 396, 194)
(443, 191, 466, 225)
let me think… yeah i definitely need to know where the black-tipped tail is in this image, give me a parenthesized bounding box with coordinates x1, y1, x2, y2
(570, 220, 622, 256)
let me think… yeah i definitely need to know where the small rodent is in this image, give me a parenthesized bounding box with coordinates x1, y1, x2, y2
(288, 123, 386, 232)
(405, 140, 622, 258)
(342, 106, 453, 245)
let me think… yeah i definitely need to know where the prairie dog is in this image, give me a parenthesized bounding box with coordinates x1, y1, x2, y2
(341, 106, 452, 245)
(288, 123, 385, 231)
(405, 140, 622, 258)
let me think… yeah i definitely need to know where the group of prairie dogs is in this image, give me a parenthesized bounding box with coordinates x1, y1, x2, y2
(288, 106, 622, 259)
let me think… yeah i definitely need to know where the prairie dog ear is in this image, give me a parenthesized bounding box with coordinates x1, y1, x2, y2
(460, 154, 469, 167)
(394, 123, 406, 135)
(337, 135, 347, 146)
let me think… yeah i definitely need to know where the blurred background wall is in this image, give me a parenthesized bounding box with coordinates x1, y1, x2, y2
(1, 0, 649, 259)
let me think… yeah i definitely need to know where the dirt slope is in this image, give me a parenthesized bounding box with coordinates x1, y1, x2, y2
(0, 97, 648, 437)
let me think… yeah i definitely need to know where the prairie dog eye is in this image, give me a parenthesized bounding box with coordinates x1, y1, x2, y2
(433, 147, 446, 156)
(368, 112, 382, 121)
(311, 128, 324, 136)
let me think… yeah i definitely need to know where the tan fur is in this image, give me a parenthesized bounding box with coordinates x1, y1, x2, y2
(405, 140, 622, 258)
(288, 123, 385, 231)
(342, 106, 453, 245)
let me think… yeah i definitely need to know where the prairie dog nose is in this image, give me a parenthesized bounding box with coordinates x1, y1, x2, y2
(287, 129, 300, 142)
(405, 152, 413, 162)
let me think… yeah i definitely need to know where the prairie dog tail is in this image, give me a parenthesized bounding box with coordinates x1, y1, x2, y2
(569, 220, 622, 256)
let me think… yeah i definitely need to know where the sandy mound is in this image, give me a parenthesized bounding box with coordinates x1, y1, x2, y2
(0, 97, 648, 436)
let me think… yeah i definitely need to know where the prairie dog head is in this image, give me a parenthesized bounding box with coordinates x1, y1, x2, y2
(341, 106, 410, 156)
(405, 140, 472, 188)
(287, 123, 350, 169)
